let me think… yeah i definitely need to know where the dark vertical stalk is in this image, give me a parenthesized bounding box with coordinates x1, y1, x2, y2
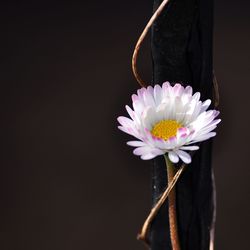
(150, 0, 215, 249)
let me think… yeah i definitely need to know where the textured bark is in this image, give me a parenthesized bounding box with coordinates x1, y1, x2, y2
(150, 0, 215, 249)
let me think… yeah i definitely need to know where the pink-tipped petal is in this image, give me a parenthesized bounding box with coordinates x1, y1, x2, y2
(184, 86, 193, 96)
(173, 83, 184, 96)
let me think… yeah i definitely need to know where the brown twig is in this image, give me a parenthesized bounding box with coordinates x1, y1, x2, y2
(213, 72, 220, 108)
(137, 161, 186, 246)
(132, 0, 171, 87)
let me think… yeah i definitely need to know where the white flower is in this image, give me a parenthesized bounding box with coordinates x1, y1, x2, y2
(117, 82, 221, 164)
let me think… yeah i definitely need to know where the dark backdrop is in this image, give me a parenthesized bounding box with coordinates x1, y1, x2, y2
(0, 1, 249, 249)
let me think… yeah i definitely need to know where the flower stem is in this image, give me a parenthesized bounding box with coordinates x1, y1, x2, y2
(137, 161, 185, 247)
(164, 154, 181, 250)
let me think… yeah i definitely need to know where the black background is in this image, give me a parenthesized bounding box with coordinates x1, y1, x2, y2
(0, 1, 249, 249)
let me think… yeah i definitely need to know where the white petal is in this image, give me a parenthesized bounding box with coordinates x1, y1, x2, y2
(162, 81, 171, 89)
(143, 88, 155, 107)
(125, 105, 135, 120)
(142, 107, 158, 129)
(181, 87, 192, 106)
(168, 151, 179, 163)
(176, 150, 191, 164)
(175, 127, 193, 146)
(118, 126, 132, 135)
(162, 81, 171, 97)
(177, 127, 188, 138)
(132, 98, 144, 116)
(147, 85, 154, 94)
(117, 116, 133, 127)
(201, 118, 221, 129)
(173, 83, 184, 96)
(186, 100, 203, 124)
(184, 86, 193, 96)
(141, 153, 157, 160)
(172, 96, 186, 121)
(190, 132, 216, 143)
(117, 126, 138, 138)
(133, 146, 151, 156)
(137, 88, 146, 102)
(180, 145, 199, 151)
(192, 92, 201, 102)
(151, 148, 165, 156)
(165, 136, 178, 149)
(151, 137, 166, 149)
(127, 141, 145, 147)
(140, 148, 164, 160)
(200, 99, 211, 112)
(188, 110, 218, 130)
(117, 126, 128, 133)
(196, 120, 220, 136)
(153, 84, 162, 106)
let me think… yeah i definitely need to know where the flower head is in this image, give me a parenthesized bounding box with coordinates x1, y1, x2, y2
(117, 82, 221, 164)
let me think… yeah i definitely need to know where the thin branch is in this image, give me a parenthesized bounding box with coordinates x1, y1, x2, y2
(137, 162, 186, 245)
(132, 0, 171, 87)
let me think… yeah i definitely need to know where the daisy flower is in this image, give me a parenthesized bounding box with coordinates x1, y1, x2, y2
(117, 82, 221, 164)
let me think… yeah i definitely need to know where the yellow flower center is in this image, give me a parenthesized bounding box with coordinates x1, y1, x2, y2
(151, 120, 182, 140)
